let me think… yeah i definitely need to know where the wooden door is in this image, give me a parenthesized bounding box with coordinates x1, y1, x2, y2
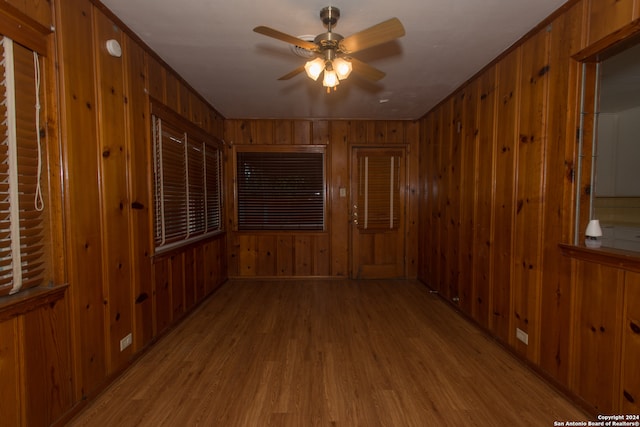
(350, 147, 406, 279)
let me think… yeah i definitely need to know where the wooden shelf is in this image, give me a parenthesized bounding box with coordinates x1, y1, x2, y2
(0, 284, 68, 323)
(559, 243, 640, 273)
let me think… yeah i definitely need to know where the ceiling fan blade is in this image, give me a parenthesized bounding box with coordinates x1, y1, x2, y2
(278, 66, 305, 80)
(253, 26, 318, 51)
(339, 18, 405, 54)
(348, 57, 386, 81)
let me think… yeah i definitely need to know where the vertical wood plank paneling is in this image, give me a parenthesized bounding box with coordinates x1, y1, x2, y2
(216, 236, 228, 287)
(22, 297, 72, 425)
(123, 36, 154, 351)
(417, 116, 430, 283)
(239, 235, 257, 276)
(276, 235, 294, 276)
(572, 261, 624, 413)
(5, 0, 52, 28)
(511, 29, 549, 362)
(431, 110, 444, 293)
(439, 101, 453, 299)
(203, 242, 215, 294)
(312, 120, 329, 145)
(539, 3, 584, 384)
(170, 254, 184, 320)
(405, 121, 420, 279)
(294, 236, 312, 276)
(313, 235, 330, 276)
(189, 92, 205, 128)
(587, 0, 638, 45)
(621, 272, 640, 414)
(146, 54, 164, 101)
(0, 318, 20, 426)
(178, 82, 190, 118)
(184, 249, 195, 311)
(257, 235, 277, 277)
(274, 120, 292, 144)
(448, 94, 463, 302)
(94, 11, 133, 372)
(330, 121, 349, 277)
(226, 119, 418, 279)
(491, 48, 521, 343)
(459, 82, 478, 315)
(57, 0, 106, 398)
(164, 70, 178, 111)
(293, 120, 311, 145)
(349, 120, 368, 144)
(194, 246, 205, 300)
(473, 66, 497, 329)
(256, 120, 274, 143)
(153, 258, 171, 335)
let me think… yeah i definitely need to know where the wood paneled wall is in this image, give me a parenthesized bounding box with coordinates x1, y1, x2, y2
(0, 0, 227, 425)
(3, 0, 640, 424)
(418, 0, 640, 415)
(224, 119, 420, 279)
(56, 0, 227, 417)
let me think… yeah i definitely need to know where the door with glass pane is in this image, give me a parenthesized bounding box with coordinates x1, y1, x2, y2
(350, 147, 406, 279)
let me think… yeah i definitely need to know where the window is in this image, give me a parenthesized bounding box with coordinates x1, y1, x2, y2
(578, 39, 640, 252)
(235, 147, 325, 231)
(355, 150, 402, 230)
(0, 37, 49, 297)
(152, 106, 223, 252)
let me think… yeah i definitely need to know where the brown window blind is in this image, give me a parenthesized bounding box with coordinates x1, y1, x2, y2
(0, 37, 49, 297)
(152, 111, 223, 251)
(357, 152, 401, 230)
(236, 151, 325, 231)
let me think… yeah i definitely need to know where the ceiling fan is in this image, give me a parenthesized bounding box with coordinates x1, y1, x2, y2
(253, 6, 405, 92)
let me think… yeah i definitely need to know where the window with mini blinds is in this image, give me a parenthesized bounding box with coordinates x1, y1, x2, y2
(152, 109, 223, 251)
(236, 148, 325, 231)
(0, 36, 49, 297)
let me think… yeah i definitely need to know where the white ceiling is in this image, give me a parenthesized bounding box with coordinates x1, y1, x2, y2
(100, 0, 569, 120)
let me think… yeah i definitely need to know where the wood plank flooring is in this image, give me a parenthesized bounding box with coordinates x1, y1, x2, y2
(69, 279, 589, 426)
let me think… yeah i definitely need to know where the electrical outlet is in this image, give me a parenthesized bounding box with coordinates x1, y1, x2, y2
(120, 333, 132, 351)
(516, 328, 528, 345)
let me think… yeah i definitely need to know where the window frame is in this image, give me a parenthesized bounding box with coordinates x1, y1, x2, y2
(151, 103, 224, 254)
(0, 36, 51, 298)
(233, 145, 327, 232)
(575, 33, 640, 253)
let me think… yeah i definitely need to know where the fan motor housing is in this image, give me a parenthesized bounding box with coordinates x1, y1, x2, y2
(320, 6, 340, 28)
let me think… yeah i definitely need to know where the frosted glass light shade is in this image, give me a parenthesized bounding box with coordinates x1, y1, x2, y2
(585, 219, 602, 237)
(333, 58, 352, 80)
(304, 58, 325, 81)
(323, 69, 339, 88)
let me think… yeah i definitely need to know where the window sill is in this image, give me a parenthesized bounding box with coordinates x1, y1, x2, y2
(0, 284, 68, 323)
(559, 243, 640, 273)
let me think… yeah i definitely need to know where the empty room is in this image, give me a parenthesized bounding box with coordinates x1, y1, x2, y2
(0, 0, 639, 425)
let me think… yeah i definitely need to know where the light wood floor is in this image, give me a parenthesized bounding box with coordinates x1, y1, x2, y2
(69, 279, 589, 426)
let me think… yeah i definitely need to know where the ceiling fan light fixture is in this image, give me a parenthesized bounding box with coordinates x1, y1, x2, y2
(323, 69, 339, 89)
(304, 57, 325, 80)
(333, 57, 352, 80)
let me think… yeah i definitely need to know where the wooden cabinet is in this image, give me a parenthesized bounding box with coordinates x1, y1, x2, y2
(621, 271, 640, 414)
(571, 260, 624, 413)
(563, 245, 640, 414)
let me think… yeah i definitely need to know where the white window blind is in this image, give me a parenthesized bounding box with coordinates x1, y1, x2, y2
(0, 36, 48, 297)
(152, 113, 223, 251)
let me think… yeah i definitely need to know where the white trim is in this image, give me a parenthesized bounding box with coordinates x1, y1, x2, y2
(389, 156, 394, 229)
(364, 156, 369, 229)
